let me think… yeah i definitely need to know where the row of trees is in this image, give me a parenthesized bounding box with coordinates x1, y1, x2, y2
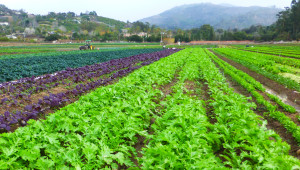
(276, 0, 300, 40)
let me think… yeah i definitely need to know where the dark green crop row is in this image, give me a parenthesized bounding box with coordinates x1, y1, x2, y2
(0, 48, 124, 60)
(0, 49, 163, 83)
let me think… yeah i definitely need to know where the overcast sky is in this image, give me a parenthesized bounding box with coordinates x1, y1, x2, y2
(0, 0, 291, 22)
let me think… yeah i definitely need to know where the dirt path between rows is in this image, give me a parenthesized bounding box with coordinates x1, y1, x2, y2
(209, 50, 300, 106)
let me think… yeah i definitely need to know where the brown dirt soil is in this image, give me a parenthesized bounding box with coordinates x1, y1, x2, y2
(183, 79, 218, 124)
(210, 50, 300, 106)
(130, 118, 156, 168)
(212, 58, 300, 159)
(200, 80, 217, 124)
(159, 76, 179, 97)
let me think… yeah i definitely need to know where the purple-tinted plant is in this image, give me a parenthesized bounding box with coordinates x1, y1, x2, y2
(0, 49, 180, 132)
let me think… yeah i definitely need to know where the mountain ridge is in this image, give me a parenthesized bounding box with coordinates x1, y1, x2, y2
(139, 3, 282, 30)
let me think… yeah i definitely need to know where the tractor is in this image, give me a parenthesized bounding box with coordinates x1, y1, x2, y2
(79, 40, 95, 50)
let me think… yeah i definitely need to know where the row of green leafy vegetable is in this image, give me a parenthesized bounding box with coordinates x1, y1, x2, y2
(206, 50, 300, 143)
(213, 48, 300, 91)
(232, 44, 300, 53)
(232, 46, 300, 58)
(0, 48, 299, 169)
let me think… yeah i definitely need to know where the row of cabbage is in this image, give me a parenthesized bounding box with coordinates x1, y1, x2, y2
(0, 48, 299, 169)
(0, 48, 162, 82)
(213, 48, 300, 91)
(0, 49, 179, 132)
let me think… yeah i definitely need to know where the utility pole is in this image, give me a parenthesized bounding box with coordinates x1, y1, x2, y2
(160, 32, 164, 45)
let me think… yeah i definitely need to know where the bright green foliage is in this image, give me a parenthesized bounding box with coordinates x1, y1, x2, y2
(214, 48, 300, 92)
(188, 49, 300, 168)
(206, 50, 296, 113)
(140, 53, 224, 169)
(233, 46, 300, 58)
(140, 49, 300, 169)
(0, 48, 299, 169)
(207, 50, 300, 143)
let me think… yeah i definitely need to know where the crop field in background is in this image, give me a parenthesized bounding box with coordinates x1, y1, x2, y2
(0, 42, 163, 56)
(0, 43, 299, 169)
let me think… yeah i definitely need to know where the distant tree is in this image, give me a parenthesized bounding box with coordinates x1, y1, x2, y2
(216, 29, 224, 34)
(101, 32, 114, 41)
(290, 0, 300, 39)
(81, 15, 90, 21)
(48, 12, 56, 18)
(130, 21, 150, 33)
(45, 33, 60, 41)
(67, 12, 76, 18)
(233, 31, 248, 40)
(190, 24, 215, 41)
(127, 35, 143, 42)
(57, 13, 67, 20)
(24, 19, 30, 27)
(80, 21, 98, 32)
(276, 0, 300, 40)
(0, 37, 9, 41)
(89, 11, 97, 16)
(221, 31, 234, 40)
(145, 35, 160, 42)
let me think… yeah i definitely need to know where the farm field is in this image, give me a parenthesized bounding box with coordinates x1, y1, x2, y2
(0, 44, 300, 169)
(0, 48, 164, 82)
(231, 44, 300, 59)
(0, 42, 218, 57)
(0, 42, 162, 56)
(213, 47, 300, 91)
